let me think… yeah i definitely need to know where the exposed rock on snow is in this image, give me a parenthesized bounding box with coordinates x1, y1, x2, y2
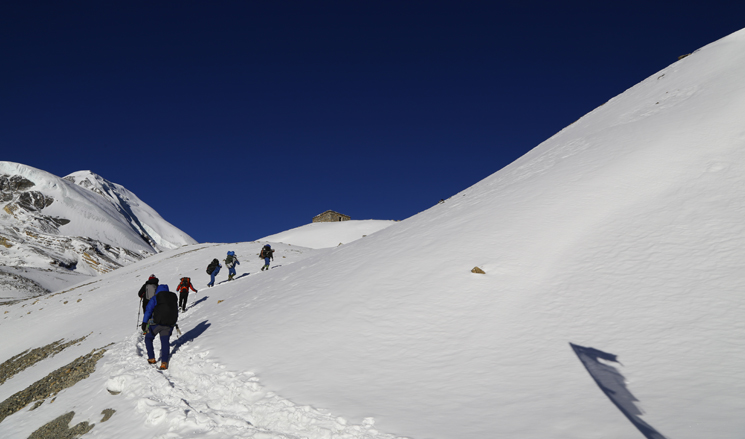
(0, 336, 89, 386)
(27, 411, 94, 439)
(0, 347, 107, 424)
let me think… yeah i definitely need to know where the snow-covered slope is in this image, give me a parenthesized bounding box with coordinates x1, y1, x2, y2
(0, 162, 197, 302)
(258, 220, 397, 249)
(63, 171, 196, 252)
(1, 28, 745, 439)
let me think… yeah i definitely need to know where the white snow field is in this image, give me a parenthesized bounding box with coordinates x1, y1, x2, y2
(259, 220, 397, 249)
(2, 28, 745, 438)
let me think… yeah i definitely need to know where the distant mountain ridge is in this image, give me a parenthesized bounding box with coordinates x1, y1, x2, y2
(0, 161, 197, 302)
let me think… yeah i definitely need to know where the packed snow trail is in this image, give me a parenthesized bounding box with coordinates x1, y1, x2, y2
(101, 305, 404, 438)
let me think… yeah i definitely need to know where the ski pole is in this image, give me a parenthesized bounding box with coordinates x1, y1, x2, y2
(136, 297, 142, 329)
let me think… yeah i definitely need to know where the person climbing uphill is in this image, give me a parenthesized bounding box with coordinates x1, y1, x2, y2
(176, 277, 197, 312)
(225, 251, 240, 281)
(141, 284, 179, 370)
(206, 258, 221, 287)
(137, 274, 159, 315)
(259, 244, 274, 271)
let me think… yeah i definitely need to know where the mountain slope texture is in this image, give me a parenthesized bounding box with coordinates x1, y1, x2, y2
(1, 29, 744, 439)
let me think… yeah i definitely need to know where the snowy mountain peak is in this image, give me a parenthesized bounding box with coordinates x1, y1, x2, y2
(0, 161, 196, 302)
(62, 170, 196, 252)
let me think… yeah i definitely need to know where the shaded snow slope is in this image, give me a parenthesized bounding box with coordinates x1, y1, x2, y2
(258, 220, 397, 249)
(1, 29, 744, 439)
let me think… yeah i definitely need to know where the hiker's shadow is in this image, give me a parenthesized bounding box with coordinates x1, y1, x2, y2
(234, 273, 250, 280)
(190, 296, 208, 308)
(171, 320, 211, 356)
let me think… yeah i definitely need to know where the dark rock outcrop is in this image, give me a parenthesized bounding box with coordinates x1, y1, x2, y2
(26, 411, 94, 439)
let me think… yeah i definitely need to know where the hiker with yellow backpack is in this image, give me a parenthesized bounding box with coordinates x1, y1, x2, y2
(176, 277, 198, 312)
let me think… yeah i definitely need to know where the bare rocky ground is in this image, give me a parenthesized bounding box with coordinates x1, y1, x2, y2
(0, 337, 113, 438)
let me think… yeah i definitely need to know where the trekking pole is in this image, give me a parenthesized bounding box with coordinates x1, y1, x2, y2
(136, 297, 142, 329)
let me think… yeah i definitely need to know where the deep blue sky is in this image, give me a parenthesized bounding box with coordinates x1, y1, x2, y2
(2, 1, 743, 243)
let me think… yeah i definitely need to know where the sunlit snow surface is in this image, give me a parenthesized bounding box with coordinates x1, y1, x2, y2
(1, 29, 745, 439)
(259, 220, 397, 249)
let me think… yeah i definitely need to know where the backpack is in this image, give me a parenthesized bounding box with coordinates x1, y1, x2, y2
(225, 255, 234, 266)
(152, 291, 179, 326)
(178, 277, 190, 291)
(144, 283, 158, 300)
(206, 259, 219, 275)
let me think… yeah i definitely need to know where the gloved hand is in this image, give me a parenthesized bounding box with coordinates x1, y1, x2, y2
(141, 323, 147, 333)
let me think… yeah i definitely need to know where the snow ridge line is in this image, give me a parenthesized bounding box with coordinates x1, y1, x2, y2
(103, 332, 407, 439)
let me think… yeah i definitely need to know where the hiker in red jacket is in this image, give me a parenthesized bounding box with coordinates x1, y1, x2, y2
(176, 277, 197, 312)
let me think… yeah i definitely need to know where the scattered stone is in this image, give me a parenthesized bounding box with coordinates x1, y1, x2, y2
(471, 267, 486, 274)
(217, 300, 224, 304)
(76, 299, 82, 303)
(100, 409, 115, 422)
(27, 411, 94, 439)
(0, 346, 106, 424)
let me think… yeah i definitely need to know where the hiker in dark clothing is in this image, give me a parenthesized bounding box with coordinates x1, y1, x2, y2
(137, 274, 159, 314)
(142, 284, 179, 370)
(225, 251, 240, 281)
(176, 277, 197, 312)
(259, 244, 274, 271)
(207, 259, 221, 287)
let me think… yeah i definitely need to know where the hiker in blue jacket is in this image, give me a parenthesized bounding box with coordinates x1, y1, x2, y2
(225, 251, 240, 281)
(259, 244, 274, 271)
(207, 258, 221, 287)
(141, 284, 179, 370)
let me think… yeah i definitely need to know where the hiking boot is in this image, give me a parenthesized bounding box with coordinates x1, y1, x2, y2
(148, 358, 157, 364)
(182, 308, 187, 313)
(160, 362, 168, 370)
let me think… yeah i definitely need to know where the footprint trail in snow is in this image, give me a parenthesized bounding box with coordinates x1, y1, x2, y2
(103, 328, 403, 438)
